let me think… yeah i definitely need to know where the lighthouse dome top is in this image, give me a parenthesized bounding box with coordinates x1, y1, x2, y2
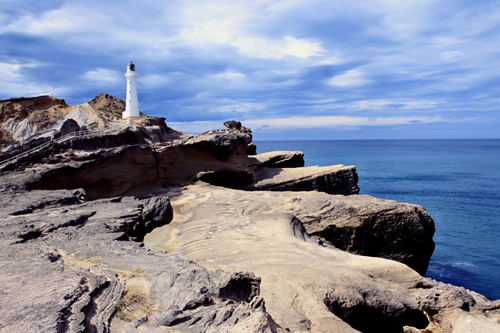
(128, 61, 135, 72)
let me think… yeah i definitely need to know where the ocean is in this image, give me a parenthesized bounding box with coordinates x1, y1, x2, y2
(254, 139, 500, 300)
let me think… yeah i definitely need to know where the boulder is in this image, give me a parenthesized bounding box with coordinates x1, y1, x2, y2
(130, 196, 173, 241)
(223, 120, 242, 130)
(141, 196, 173, 227)
(247, 142, 257, 155)
(251, 150, 305, 168)
(323, 279, 429, 332)
(243, 164, 360, 195)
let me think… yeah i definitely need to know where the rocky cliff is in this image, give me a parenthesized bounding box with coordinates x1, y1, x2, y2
(1, 95, 499, 332)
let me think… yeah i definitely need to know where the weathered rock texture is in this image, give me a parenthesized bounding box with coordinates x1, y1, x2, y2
(244, 164, 360, 195)
(88, 93, 126, 121)
(0, 180, 279, 332)
(145, 183, 500, 333)
(1, 94, 499, 332)
(0, 95, 72, 147)
(0, 94, 184, 154)
(14, 126, 253, 199)
(263, 193, 435, 275)
(251, 150, 305, 168)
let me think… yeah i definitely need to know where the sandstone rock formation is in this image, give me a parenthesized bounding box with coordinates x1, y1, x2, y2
(13, 125, 253, 199)
(1, 94, 499, 332)
(145, 183, 500, 332)
(244, 164, 360, 195)
(0, 178, 279, 332)
(0, 94, 183, 154)
(261, 193, 435, 275)
(0, 95, 72, 147)
(247, 142, 257, 155)
(250, 150, 305, 168)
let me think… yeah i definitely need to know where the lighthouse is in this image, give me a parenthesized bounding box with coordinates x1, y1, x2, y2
(122, 61, 140, 123)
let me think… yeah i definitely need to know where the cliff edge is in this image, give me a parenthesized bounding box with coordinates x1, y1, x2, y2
(0, 95, 499, 332)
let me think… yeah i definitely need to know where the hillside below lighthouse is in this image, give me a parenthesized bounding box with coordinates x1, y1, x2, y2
(122, 61, 139, 123)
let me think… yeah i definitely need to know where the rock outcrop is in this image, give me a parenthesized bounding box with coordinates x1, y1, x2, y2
(16, 125, 253, 198)
(262, 193, 435, 275)
(0, 181, 279, 332)
(0, 94, 184, 154)
(0, 95, 72, 147)
(88, 93, 126, 121)
(244, 164, 360, 195)
(247, 142, 257, 155)
(1, 94, 499, 332)
(251, 150, 305, 168)
(145, 183, 500, 332)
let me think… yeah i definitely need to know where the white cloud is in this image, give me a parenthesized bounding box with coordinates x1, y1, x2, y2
(140, 74, 170, 88)
(366, 0, 440, 40)
(82, 68, 121, 84)
(327, 69, 371, 87)
(210, 71, 246, 82)
(176, 1, 325, 59)
(245, 115, 447, 129)
(234, 35, 324, 59)
(1, 5, 108, 36)
(168, 114, 463, 134)
(347, 99, 438, 111)
(0, 61, 70, 98)
(210, 102, 264, 114)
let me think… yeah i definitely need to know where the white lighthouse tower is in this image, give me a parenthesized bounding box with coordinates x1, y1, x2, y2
(122, 61, 140, 123)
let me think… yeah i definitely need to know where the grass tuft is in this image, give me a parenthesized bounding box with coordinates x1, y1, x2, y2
(113, 267, 155, 322)
(114, 285, 155, 322)
(113, 267, 145, 278)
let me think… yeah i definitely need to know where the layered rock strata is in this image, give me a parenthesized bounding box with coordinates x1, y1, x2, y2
(263, 193, 436, 275)
(145, 183, 500, 332)
(0, 181, 279, 332)
(250, 150, 305, 168)
(1, 94, 499, 332)
(244, 164, 360, 195)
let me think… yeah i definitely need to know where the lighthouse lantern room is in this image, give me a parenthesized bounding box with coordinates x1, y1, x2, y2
(122, 61, 140, 123)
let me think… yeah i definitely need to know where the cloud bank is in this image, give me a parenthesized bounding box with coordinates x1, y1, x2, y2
(1, 0, 499, 139)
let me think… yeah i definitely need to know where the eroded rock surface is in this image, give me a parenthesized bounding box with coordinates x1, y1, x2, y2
(0, 182, 279, 332)
(0, 96, 72, 145)
(2, 95, 499, 332)
(263, 193, 435, 275)
(145, 183, 500, 332)
(5, 126, 252, 199)
(250, 151, 305, 168)
(244, 164, 360, 195)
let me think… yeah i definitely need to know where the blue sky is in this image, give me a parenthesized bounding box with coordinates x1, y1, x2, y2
(1, 0, 499, 140)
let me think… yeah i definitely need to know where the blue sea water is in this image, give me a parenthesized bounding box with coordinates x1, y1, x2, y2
(254, 139, 500, 300)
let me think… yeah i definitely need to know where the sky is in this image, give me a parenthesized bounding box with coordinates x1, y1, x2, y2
(1, 0, 499, 140)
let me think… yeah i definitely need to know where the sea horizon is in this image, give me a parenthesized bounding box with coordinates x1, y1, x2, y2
(254, 138, 500, 142)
